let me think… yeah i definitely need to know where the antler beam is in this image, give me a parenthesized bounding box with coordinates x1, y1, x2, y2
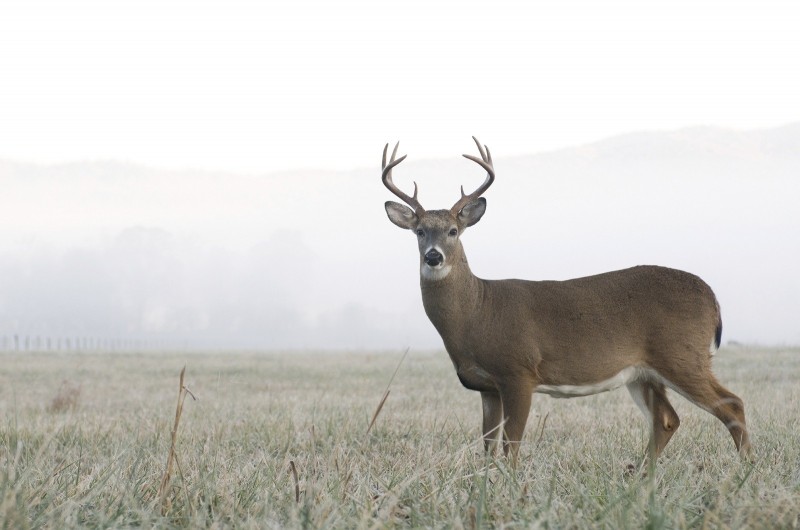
(382, 142, 424, 212)
(451, 136, 495, 214)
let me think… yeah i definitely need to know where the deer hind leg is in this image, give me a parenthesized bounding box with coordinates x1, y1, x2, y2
(481, 391, 504, 454)
(627, 380, 680, 462)
(664, 372, 751, 456)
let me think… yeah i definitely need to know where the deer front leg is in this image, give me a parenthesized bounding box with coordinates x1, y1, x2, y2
(481, 391, 503, 454)
(498, 380, 534, 464)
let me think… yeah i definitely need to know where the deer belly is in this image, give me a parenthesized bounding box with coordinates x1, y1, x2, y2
(535, 366, 644, 398)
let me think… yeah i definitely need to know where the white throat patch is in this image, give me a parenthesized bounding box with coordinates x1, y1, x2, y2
(421, 263, 452, 281)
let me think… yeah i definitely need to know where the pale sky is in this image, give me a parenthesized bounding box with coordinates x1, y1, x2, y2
(1, 0, 799, 173)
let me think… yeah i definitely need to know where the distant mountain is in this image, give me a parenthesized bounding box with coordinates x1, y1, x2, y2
(563, 123, 800, 160)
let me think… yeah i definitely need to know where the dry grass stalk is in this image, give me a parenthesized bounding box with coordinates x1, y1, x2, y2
(536, 412, 550, 445)
(367, 390, 390, 436)
(289, 460, 300, 503)
(366, 348, 409, 435)
(157, 366, 196, 514)
(48, 380, 81, 413)
(467, 505, 477, 530)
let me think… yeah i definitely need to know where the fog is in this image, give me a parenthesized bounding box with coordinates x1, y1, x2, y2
(1, 124, 799, 349)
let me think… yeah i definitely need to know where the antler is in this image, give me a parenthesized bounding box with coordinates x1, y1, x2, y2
(382, 142, 424, 212)
(450, 136, 495, 214)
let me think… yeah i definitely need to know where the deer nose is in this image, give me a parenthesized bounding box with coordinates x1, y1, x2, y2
(424, 249, 443, 266)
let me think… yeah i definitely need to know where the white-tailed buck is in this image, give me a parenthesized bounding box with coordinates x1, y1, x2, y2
(382, 138, 751, 464)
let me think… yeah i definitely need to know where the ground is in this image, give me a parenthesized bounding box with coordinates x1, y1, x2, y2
(1, 346, 798, 528)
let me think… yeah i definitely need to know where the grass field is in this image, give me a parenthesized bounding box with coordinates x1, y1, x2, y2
(1, 346, 799, 528)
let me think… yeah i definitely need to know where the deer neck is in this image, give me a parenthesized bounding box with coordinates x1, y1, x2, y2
(419, 244, 484, 335)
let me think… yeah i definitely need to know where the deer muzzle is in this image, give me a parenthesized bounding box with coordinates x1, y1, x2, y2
(424, 249, 444, 267)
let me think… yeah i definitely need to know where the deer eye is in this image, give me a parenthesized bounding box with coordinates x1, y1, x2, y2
(415, 229, 425, 237)
(449, 228, 458, 237)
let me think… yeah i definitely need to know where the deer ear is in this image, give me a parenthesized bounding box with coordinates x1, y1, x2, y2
(457, 197, 486, 227)
(385, 201, 418, 230)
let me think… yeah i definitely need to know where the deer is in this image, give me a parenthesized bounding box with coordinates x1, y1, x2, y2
(381, 137, 751, 466)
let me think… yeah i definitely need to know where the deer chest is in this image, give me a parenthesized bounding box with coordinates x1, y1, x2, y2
(448, 352, 497, 392)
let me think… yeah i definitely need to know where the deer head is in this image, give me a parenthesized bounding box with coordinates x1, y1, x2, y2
(383, 137, 495, 281)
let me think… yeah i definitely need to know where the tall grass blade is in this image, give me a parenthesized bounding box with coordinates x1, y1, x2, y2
(157, 365, 196, 515)
(366, 347, 409, 435)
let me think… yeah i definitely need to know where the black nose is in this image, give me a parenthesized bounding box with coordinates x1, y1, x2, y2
(424, 249, 443, 266)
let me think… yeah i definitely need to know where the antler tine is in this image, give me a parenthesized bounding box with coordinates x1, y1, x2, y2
(451, 137, 495, 214)
(472, 135, 488, 163)
(381, 142, 424, 212)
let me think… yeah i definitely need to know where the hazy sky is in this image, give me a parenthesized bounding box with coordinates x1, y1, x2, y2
(2, 0, 799, 349)
(1, 0, 799, 172)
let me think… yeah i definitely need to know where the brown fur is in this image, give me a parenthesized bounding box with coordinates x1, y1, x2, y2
(383, 142, 751, 465)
